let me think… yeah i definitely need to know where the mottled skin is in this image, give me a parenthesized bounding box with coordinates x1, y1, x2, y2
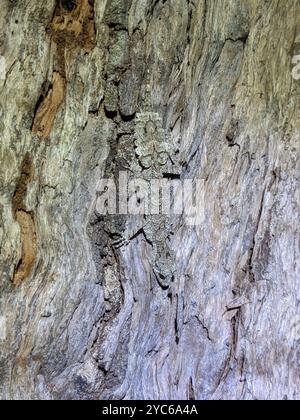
(114, 109, 180, 288)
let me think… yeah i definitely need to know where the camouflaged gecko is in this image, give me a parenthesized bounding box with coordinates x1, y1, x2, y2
(113, 87, 181, 289)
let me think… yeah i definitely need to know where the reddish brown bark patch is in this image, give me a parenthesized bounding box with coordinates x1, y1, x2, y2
(12, 154, 37, 286)
(47, 0, 96, 52)
(31, 1, 96, 139)
(12, 153, 34, 215)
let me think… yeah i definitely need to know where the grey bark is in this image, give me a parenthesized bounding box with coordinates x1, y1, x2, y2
(0, 0, 300, 400)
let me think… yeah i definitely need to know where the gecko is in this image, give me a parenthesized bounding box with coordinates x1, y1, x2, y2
(112, 85, 181, 289)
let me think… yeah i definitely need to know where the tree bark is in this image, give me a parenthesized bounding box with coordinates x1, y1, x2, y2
(0, 0, 299, 400)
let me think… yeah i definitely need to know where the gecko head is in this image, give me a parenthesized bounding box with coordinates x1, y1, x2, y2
(145, 120, 157, 138)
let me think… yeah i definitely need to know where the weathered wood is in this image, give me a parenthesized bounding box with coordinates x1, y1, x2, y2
(0, 0, 299, 400)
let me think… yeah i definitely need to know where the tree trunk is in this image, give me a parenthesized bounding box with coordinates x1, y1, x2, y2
(0, 0, 299, 400)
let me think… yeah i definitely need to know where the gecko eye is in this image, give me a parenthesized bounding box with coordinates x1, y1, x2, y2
(158, 152, 168, 166)
(141, 155, 152, 169)
(60, 0, 77, 12)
